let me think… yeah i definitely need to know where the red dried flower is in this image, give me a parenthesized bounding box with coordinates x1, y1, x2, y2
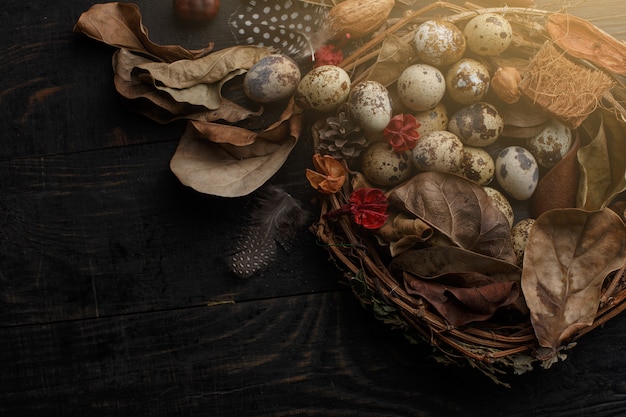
(384, 114, 420, 152)
(314, 44, 344, 68)
(324, 187, 389, 229)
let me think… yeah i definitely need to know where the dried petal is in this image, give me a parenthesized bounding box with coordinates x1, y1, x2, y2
(306, 154, 346, 193)
(314, 44, 344, 68)
(383, 114, 420, 152)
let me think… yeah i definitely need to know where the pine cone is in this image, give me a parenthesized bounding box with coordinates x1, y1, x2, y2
(316, 109, 368, 160)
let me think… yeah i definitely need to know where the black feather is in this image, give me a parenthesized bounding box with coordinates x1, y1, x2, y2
(226, 186, 309, 278)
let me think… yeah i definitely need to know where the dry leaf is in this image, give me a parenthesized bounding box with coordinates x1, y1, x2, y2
(404, 272, 520, 327)
(577, 109, 626, 210)
(530, 133, 581, 217)
(521, 208, 626, 351)
(388, 172, 517, 264)
(365, 34, 415, 87)
(170, 123, 298, 197)
(375, 210, 434, 256)
(73, 2, 213, 62)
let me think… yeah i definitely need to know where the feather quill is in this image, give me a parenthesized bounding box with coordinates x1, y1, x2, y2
(226, 186, 309, 278)
(228, 0, 334, 60)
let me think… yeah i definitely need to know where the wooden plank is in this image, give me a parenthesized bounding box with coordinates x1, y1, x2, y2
(2, 291, 626, 416)
(0, 140, 341, 326)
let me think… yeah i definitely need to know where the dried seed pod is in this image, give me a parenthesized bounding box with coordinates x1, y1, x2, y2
(328, 0, 395, 40)
(491, 66, 522, 104)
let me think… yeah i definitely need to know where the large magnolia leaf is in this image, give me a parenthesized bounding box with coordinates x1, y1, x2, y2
(577, 109, 626, 210)
(73, 2, 213, 62)
(521, 208, 626, 351)
(388, 172, 517, 263)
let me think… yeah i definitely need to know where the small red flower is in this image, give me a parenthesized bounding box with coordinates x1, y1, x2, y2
(314, 44, 344, 68)
(384, 114, 420, 152)
(324, 187, 389, 229)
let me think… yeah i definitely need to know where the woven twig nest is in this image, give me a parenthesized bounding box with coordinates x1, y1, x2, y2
(312, 2, 626, 384)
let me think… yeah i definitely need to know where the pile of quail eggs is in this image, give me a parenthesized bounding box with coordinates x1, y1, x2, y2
(242, 13, 574, 262)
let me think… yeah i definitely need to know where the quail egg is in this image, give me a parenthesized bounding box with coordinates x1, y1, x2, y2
(448, 102, 504, 147)
(464, 13, 513, 57)
(397, 64, 446, 112)
(414, 102, 448, 136)
(526, 119, 572, 168)
(446, 59, 491, 104)
(495, 146, 539, 201)
(348, 81, 393, 133)
(483, 186, 515, 227)
(411, 130, 464, 173)
(361, 141, 414, 186)
(295, 65, 351, 112)
(243, 54, 301, 103)
(460, 146, 495, 185)
(413, 20, 466, 67)
(511, 218, 535, 267)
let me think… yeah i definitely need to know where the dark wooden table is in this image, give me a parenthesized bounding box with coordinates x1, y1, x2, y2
(3, 1, 626, 416)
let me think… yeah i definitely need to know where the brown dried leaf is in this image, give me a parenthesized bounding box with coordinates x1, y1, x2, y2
(521, 208, 626, 351)
(577, 109, 626, 210)
(73, 2, 213, 62)
(404, 272, 520, 327)
(530, 133, 581, 217)
(170, 123, 298, 197)
(388, 172, 517, 264)
(365, 34, 415, 87)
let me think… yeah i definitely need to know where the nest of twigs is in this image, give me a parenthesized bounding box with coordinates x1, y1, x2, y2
(313, 2, 626, 385)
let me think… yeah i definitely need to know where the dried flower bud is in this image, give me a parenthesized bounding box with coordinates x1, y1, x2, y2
(492, 66, 522, 104)
(173, 0, 220, 22)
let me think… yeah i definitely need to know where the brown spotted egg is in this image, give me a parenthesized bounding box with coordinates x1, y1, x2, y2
(460, 146, 494, 185)
(526, 119, 572, 168)
(448, 102, 504, 147)
(397, 64, 446, 112)
(464, 13, 513, 57)
(413, 20, 466, 67)
(361, 141, 414, 186)
(348, 81, 393, 133)
(511, 218, 535, 267)
(243, 54, 301, 103)
(411, 130, 464, 173)
(495, 146, 539, 201)
(446, 59, 491, 104)
(483, 186, 514, 227)
(414, 102, 448, 136)
(295, 65, 351, 112)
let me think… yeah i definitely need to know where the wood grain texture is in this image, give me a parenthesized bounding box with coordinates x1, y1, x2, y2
(3, 0, 626, 416)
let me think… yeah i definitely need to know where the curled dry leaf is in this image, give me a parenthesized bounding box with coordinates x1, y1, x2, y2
(170, 114, 300, 197)
(521, 208, 626, 352)
(403, 272, 520, 327)
(364, 34, 415, 87)
(73, 2, 213, 62)
(530, 133, 580, 218)
(388, 172, 517, 264)
(375, 210, 434, 257)
(577, 109, 626, 210)
(306, 154, 346, 194)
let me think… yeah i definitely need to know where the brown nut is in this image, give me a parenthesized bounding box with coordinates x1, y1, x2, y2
(491, 66, 522, 104)
(328, 0, 395, 40)
(173, 0, 220, 22)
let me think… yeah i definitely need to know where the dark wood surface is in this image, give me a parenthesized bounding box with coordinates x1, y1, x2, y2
(3, 1, 626, 416)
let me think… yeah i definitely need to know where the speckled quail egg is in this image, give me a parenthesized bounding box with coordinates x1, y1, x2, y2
(495, 146, 539, 201)
(295, 65, 351, 112)
(243, 54, 301, 103)
(414, 102, 448, 136)
(448, 102, 504, 147)
(411, 130, 464, 173)
(413, 20, 466, 67)
(483, 186, 515, 228)
(464, 13, 513, 57)
(361, 141, 414, 186)
(460, 146, 495, 185)
(446, 59, 491, 104)
(348, 81, 393, 133)
(511, 218, 535, 267)
(397, 64, 446, 112)
(526, 119, 572, 168)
